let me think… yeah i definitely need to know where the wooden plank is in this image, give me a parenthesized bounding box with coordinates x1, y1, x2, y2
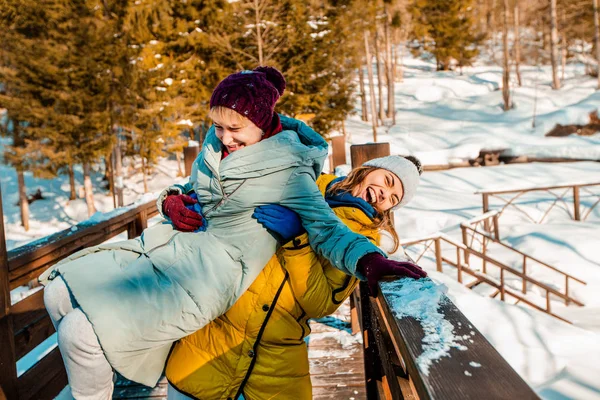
(0, 315, 18, 400)
(350, 143, 391, 168)
(7, 201, 157, 273)
(0, 185, 18, 400)
(377, 279, 540, 400)
(17, 347, 66, 400)
(29, 368, 68, 400)
(11, 289, 45, 333)
(8, 205, 159, 290)
(14, 315, 55, 361)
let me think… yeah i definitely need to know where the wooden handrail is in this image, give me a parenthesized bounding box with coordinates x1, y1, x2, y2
(401, 229, 585, 322)
(356, 278, 540, 399)
(477, 181, 600, 195)
(461, 222, 587, 285)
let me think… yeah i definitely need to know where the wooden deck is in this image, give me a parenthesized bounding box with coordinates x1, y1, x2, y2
(53, 298, 366, 399)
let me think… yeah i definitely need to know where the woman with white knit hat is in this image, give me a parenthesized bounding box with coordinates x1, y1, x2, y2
(166, 154, 424, 400)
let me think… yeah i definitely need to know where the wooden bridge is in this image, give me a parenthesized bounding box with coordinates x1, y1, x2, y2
(1, 143, 540, 400)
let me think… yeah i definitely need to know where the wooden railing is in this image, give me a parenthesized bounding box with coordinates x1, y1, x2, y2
(478, 182, 600, 229)
(401, 226, 585, 323)
(460, 211, 586, 308)
(355, 279, 539, 399)
(0, 196, 158, 400)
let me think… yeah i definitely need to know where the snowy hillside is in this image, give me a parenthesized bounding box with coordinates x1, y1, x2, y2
(343, 53, 600, 168)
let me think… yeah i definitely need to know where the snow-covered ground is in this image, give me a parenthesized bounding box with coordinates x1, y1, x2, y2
(340, 53, 600, 169)
(0, 150, 183, 252)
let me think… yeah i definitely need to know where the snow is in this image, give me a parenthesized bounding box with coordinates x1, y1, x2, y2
(381, 278, 467, 375)
(343, 52, 600, 168)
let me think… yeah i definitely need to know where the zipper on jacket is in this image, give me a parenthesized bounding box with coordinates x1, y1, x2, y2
(233, 272, 289, 400)
(145, 231, 183, 257)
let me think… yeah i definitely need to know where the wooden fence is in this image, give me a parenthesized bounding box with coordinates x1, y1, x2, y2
(0, 191, 158, 400)
(478, 181, 600, 230)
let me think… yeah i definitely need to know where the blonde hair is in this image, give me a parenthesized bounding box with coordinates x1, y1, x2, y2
(208, 106, 251, 126)
(328, 166, 400, 254)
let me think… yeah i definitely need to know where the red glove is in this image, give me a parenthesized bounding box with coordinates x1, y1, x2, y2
(358, 252, 427, 297)
(163, 194, 204, 232)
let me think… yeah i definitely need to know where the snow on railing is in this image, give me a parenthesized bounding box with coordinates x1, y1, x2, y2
(354, 277, 539, 399)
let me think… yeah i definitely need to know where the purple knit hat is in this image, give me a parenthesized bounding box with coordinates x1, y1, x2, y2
(209, 66, 286, 132)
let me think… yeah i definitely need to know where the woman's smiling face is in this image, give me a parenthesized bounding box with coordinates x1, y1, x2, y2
(351, 169, 404, 213)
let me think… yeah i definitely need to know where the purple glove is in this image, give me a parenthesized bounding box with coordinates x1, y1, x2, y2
(163, 194, 204, 232)
(358, 252, 427, 297)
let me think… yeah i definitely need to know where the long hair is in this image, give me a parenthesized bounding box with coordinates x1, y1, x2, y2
(328, 166, 400, 253)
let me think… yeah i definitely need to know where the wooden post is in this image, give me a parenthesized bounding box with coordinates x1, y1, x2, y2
(434, 238, 443, 272)
(565, 276, 570, 306)
(350, 143, 391, 168)
(482, 238, 488, 275)
(183, 145, 200, 177)
(482, 194, 490, 231)
(573, 186, 581, 221)
(546, 291, 552, 313)
(461, 226, 470, 265)
(500, 269, 505, 301)
(456, 247, 463, 283)
(350, 293, 360, 335)
(522, 256, 527, 294)
(331, 136, 347, 172)
(0, 185, 18, 399)
(493, 213, 500, 239)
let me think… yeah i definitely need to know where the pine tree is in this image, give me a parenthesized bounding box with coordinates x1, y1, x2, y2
(0, 0, 71, 229)
(411, 0, 482, 70)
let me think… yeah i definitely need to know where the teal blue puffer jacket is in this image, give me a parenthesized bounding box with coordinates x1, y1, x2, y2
(39, 115, 383, 387)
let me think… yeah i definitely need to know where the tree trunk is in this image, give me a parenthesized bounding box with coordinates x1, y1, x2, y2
(68, 163, 77, 200)
(594, 0, 600, 89)
(82, 162, 96, 217)
(502, 0, 511, 110)
(561, 34, 567, 81)
(359, 67, 368, 121)
(364, 31, 378, 141)
(254, 0, 264, 65)
(374, 27, 385, 122)
(17, 170, 29, 231)
(549, 0, 560, 89)
(176, 151, 183, 177)
(114, 139, 124, 207)
(13, 124, 29, 231)
(384, 7, 394, 120)
(514, 1, 522, 86)
(141, 156, 148, 193)
(391, 39, 397, 125)
(488, 0, 497, 60)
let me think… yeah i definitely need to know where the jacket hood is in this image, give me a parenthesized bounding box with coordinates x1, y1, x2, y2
(202, 114, 327, 180)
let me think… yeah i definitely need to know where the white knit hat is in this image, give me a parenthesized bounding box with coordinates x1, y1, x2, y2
(363, 155, 422, 209)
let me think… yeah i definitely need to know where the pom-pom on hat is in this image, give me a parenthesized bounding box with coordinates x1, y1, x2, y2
(209, 66, 286, 132)
(363, 155, 422, 210)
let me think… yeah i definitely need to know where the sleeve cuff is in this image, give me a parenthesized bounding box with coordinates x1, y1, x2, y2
(156, 186, 184, 219)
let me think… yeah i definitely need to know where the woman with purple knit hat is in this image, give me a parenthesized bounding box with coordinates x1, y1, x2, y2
(39, 66, 426, 398)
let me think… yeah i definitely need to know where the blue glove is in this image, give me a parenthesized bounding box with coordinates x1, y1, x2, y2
(253, 204, 304, 243)
(183, 192, 207, 232)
